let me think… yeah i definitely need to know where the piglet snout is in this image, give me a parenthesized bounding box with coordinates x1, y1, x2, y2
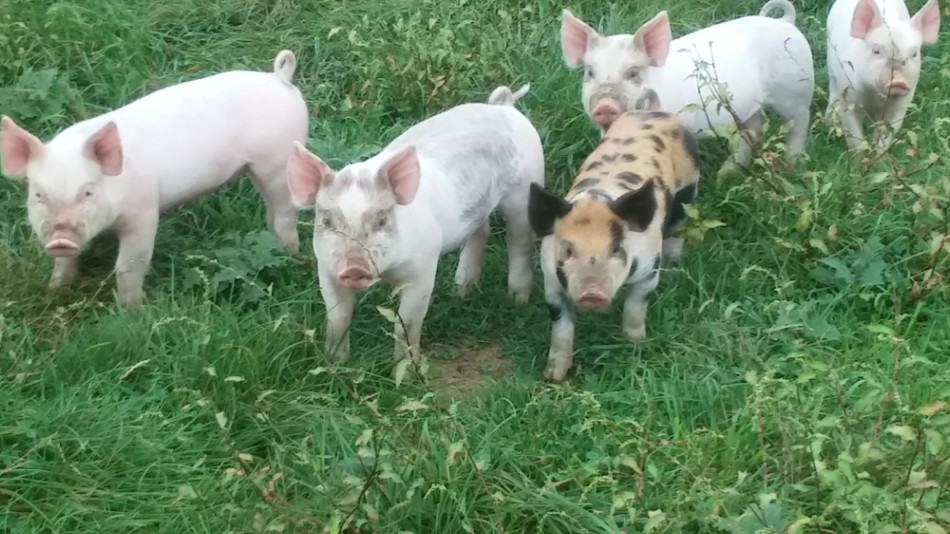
(45, 238, 80, 257)
(337, 257, 374, 289)
(591, 98, 622, 129)
(576, 288, 610, 311)
(886, 75, 911, 97)
(45, 224, 82, 257)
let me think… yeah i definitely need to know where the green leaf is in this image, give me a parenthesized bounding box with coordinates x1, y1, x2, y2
(885, 424, 917, 441)
(819, 257, 854, 284)
(866, 324, 895, 336)
(377, 306, 399, 324)
(395, 398, 429, 413)
(393, 357, 412, 387)
(925, 429, 944, 455)
(644, 510, 666, 533)
(809, 238, 830, 254)
(918, 400, 948, 416)
(175, 484, 198, 502)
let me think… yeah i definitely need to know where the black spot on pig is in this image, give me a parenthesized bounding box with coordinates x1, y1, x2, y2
(616, 172, 642, 186)
(681, 129, 701, 169)
(586, 160, 604, 172)
(556, 267, 568, 289)
(547, 302, 562, 322)
(627, 257, 639, 281)
(602, 154, 619, 163)
(664, 183, 697, 236)
(621, 154, 637, 162)
(573, 177, 600, 191)
(649, 134, 666, 151)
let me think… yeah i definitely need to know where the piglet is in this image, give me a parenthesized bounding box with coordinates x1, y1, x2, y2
(561, 0, 814, 167)
(826, 0, 940, 152)
(528, 90, 700, 382)
(1, 50, 309, 307)
(288, 85, 544, 362)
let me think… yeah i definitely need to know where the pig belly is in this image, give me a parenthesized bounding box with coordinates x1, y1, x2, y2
(155, 163, 245, 210)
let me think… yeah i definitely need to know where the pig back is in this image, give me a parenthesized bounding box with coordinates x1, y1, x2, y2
(89, 70, 308, 209)
(384, 103, 542, 250)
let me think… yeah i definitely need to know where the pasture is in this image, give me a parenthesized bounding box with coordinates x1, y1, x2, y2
(1, 0, 949, 532)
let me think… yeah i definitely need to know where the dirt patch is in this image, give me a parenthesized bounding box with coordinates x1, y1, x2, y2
(428, 344, 514, 400)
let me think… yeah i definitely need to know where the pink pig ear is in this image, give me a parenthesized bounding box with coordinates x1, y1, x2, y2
(1, 115, 44, 178)
(634, 11, 672, 67)
(912, 0, 941, 45)
(561, 10, 598, 68)
(851, 0, 883, 39)
(83, 121, 123, 176)
(381, 146, 420, 205)
(287, 141, 331, 208)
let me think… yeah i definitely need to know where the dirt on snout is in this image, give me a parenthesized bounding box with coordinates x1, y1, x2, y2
(428, 344, 515, 400)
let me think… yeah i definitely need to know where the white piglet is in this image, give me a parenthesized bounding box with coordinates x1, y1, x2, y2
(561, 0, 815, 166)
(288, 85, 544, 362)
(0, 50, 309, 307)
(826, 0, 941, 152)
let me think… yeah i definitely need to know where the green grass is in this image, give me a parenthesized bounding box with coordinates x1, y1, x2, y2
(2, 0, 950, 532)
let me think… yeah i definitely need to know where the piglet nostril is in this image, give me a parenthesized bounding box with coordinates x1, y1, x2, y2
(591, 99, 622, 128)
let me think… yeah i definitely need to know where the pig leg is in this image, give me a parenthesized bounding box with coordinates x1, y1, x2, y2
(501, 195, 536, 305)
(540, 237, 575, 382)
(393, 262, 438, 361)
(318, 267, 356, 361)
(114, 213, 158, 308)
(623, 272, 660, 341)
(454, 221, 489, 298)
(735, 110, 765, 167)
(249, 163, 301, 255)
(872, 95, 913, 152)
(49, 257, 80, 288)
(829, 85, 867, 152)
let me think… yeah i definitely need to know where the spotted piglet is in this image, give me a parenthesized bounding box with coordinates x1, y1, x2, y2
(528, 91, 700, 381)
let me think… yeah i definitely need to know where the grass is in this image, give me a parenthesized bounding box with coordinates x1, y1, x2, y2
(2, 0, 949, 532)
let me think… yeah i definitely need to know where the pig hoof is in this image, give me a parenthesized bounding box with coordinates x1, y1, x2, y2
(456, 280, 476, 298)
(624, 325, 647, 342)
(542, 362, 569, 382)
(508, 285, 531, 305)
(121, 295, 145, 309)
(48, 277, 72, 289)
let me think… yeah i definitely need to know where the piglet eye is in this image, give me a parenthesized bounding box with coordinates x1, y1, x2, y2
(321, 215, 333, 228)
(625, 68, 640, 81)
(85, 190, 93, 197)
(872, 47, 882, 56)
(562, 242, 575, 259)
(585, 66, 595, 79)
(376, 215, 387, 229)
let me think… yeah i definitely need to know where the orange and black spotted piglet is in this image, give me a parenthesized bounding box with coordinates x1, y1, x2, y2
(528, 90, 701, 382)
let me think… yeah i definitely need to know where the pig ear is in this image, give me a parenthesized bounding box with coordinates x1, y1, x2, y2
(287, 141, 331, 208)
(528, 182, 573, 237)
(609, 180, 657, 232)
(561, 10, 599, 69)
(83, 121, 123, 176)
(1, 116, 44, 178)
(381, 146, 420, 205)
(633, 11, 672, 67)
(850, 0, 883, 39)
(912, 0, 941, 45)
